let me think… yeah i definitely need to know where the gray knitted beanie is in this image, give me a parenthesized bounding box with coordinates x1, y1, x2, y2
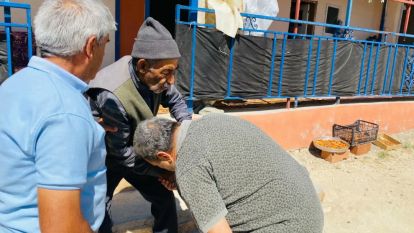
(131, 17, 181, 59)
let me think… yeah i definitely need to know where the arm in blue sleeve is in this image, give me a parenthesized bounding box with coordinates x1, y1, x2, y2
(87, 88, 166, 177)
(161, 85, 192, 122)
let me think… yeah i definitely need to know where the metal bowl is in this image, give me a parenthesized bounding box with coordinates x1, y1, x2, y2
(313, 136, 350, 154)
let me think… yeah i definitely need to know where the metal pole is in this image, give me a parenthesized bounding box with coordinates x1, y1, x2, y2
(26, 8, 32, 60)
(403, 4, 411, 34)
(115, 0, 120, 60)
(145, 0, 151, 18)
(5, 5, 12, 77)
(188, 24, 198, 113)
(345, 0, 353, 27)
(293, 0, 301, 34)
(189, 0, 198, 21)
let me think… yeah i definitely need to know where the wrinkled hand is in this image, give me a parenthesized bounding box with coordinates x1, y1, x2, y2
(97, 117, 118, 133)
(159, 172, 177, 191)
(192, 114, 202, 120)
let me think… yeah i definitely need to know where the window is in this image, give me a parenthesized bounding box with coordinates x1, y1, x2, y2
(325, 6, 339, 34)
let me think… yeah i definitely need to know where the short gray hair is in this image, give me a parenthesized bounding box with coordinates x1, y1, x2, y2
(133, 118, 179, 161)
(34, 0, 117, 57)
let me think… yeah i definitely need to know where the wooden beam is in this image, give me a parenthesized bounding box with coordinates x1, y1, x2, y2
(403, 4, 412, 34)
(293, 0, 301, 34)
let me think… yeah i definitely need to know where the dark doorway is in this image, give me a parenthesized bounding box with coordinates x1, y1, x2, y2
(149, 0, 190, 38)
(398, 6, 414, 44)
(325, 6, 339, 34)
(288, 0, 317, 35)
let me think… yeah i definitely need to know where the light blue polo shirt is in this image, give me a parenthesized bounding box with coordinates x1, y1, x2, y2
(0, 56, 107, 232)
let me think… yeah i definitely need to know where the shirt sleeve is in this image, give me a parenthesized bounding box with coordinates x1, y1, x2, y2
(87, 88, 165, 177)
(161, 85, 192, 122)
(35, 114, 94, 189)
(177, 162, 228, 233)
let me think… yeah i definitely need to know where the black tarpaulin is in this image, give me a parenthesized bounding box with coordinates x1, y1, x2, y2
(175, 25, 413, 99)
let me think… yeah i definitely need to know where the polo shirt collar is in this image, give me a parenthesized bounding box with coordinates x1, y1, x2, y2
(28, 56, 89, 93)
(176, 120, 192, 154)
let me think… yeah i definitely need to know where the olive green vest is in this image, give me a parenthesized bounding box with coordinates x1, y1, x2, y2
(113, 78, 158, 132)
(91, 56, 161, 134)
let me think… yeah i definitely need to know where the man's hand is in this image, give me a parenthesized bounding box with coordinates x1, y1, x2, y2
(38, 188, 93, 233)
(97, 117, 118, 133)
(208, 217, 232, 233)
(159, 172, 177, 191)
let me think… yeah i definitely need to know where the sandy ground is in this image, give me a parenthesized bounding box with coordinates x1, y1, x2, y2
(114, 129, 414, 233)
(289, 130, 414, 233)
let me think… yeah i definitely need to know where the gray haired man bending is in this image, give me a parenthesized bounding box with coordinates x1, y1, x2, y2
(133, 114, 324, 233)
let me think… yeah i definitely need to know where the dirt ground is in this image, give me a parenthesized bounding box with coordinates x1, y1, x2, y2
(289, 129, 414, 233)
(117, 128, 414, 233)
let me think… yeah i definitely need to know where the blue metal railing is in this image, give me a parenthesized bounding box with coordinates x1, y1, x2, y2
(175, 5, 414, 110)
(1, 1, 33, 77)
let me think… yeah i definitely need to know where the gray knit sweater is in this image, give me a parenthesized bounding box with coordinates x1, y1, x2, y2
(176, 114, 324, 233)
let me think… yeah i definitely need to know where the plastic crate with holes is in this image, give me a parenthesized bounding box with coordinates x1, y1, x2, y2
(332, 120, 379, 147)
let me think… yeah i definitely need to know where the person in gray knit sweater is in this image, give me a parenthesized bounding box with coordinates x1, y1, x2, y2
(133, 114, 324, 233)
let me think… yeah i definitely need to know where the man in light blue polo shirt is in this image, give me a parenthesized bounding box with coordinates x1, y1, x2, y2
(0, 0, 116, 232)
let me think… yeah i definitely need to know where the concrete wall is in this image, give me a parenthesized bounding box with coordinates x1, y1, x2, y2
(236, 101, 414, 149)
(268, 0, 291, 35)
(314, 0, 383, 40)
(384, 0, 404, 43)
(0, 0, 116, 68)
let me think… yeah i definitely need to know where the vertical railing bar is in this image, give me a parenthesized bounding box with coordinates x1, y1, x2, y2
(312, 38, 322, 96)
(225, 38, 236, 98)
(388, 45, 399, 95)
(408, 50, 414, 95)
(370, 43, 381, 95)
(176, 4, 182, 24)
(277, 34, 287, 97)
(328, 39, 338, 96)
(26, 8, 32, 59)
(5, 5, 12, 77)
(188, 24, 197, 112)
(381, 45, 392, 94)
(364, 42, 374, 95)
(399, 47, 409, 94)
(267, 33, 278, 97)
(357, 42, 367, 95)
(408, 71, 414, 95)
(304, 37, 314, 97)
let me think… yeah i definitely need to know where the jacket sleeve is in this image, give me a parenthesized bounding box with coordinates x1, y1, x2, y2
(161, 85, 192, 122)
(86, 88, 166, 177)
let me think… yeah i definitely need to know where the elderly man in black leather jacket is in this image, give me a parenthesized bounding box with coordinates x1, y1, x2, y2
(87, 17, 191, 233)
